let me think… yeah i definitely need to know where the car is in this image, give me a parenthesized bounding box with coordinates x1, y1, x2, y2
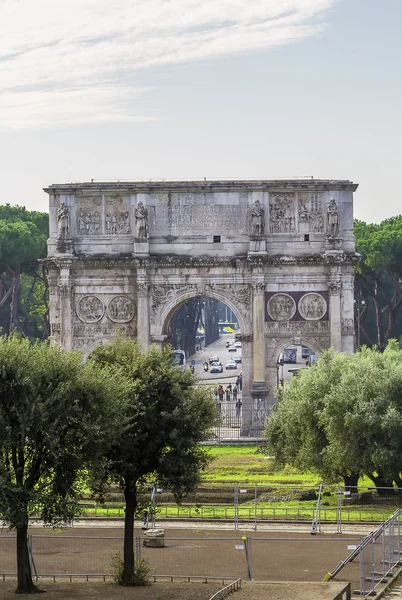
(234, 341, 242, 348)
(233, 355, 242, 364)
(210, 364, 223, 373)
(211, 361, 222, 367)
(228, 346, 237, 352)
(225, 360, 237, 370)
(208, 356, 219, 364)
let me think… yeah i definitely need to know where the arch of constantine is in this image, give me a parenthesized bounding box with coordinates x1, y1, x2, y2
(45, 179, 358, 436)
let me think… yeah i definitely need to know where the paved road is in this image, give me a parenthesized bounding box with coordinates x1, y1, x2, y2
(191, 335, 241, 383)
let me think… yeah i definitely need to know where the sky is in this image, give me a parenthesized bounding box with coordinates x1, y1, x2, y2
(0, 0, 401, 223)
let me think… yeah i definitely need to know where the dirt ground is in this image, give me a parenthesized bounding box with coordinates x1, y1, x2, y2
(0, 580, 351, 600)
(0, 526, 361, 594)
(0, 581, 222, 599)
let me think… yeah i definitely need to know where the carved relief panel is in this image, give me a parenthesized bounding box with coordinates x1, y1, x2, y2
(76, 197, 102, 236)
(298, 193, 324, 233)
(265, 292, 329, 322)
(269, 193, 296, 233)
(267, 294, 296, 321)
(298, 293, 327, 320)
(107, 295, 136, 323)
(105, 196, 131, 235)
(77, 295, 105, 323)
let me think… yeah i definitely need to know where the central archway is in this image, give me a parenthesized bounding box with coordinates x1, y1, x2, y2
(154, 289, 253, 439)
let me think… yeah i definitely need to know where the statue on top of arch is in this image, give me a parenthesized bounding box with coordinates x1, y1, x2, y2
(251, 200, 264, 237)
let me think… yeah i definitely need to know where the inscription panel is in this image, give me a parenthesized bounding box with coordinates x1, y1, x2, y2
(266, 321, 330, 335)
(73, 323, 137, 337)
(149, 202, 249, 235)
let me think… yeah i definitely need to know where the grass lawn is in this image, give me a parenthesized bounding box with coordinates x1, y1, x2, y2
(74, 446, 400, 524)
(201, 445, 320, 484)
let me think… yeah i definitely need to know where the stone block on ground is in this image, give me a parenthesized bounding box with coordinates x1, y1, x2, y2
(143, 528, 165, 548)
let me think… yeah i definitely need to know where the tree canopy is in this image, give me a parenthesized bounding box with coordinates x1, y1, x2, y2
(0, 336, 128, 593)
(263, 341, 402, 491)
(89, 339, 218, 585)
(0, 205, 48, 339)
(354, 217, 402, 348)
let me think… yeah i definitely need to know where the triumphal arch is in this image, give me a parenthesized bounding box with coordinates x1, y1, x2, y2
(46, 179, 358, 436)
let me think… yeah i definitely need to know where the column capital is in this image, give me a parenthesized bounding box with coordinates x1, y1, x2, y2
(137, 282, 149, 297)
(328, 281, 342, 296)
(253, 282, 266, 295)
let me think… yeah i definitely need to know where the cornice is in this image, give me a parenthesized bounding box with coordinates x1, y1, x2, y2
(43, 179, 358, 195)
(44, 251, 360, 270)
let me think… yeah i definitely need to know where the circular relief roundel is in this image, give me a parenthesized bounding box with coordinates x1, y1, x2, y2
(298, 293, 327, 321)
(77, 295, 105, 323)
(267, 293, 296, 322)
(107, 295, 135, 323)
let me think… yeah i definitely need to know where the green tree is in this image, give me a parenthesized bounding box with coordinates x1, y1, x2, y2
(0, 205, 48, 338)
(0, 337, 128, 593)
(355, 217, 402, 348)
(90, 340, 218, 586)
(264, 342, 402, 491)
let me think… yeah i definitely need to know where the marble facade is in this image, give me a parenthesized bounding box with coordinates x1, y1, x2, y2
(45, 179, 358, 435)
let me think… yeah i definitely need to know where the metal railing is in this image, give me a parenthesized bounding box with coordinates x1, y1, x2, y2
(209, 578, 242, 600)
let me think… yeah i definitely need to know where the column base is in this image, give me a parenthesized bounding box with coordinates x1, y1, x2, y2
(248, 381, 270, 437)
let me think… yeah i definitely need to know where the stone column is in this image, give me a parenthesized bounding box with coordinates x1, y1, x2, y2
(250, 282, 269, 436)
(253, 283, 266, 382)
(57, 259, 73, 351)
(341, 268, 355, 353)
(137, 281, 150, 350)
(328, 278, 342, 352)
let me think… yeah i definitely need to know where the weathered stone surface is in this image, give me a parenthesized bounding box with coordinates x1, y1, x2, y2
(45, 179, 358, 435)
(143, 528, 165, 548)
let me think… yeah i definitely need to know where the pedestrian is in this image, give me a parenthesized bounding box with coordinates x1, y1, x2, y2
(238, 374, 243, 391)
(233, 385, 238, 401)
(236, 398, 242, 418)
(226, 386, 231, 402)
(218, 385, 224, 403)
(216, 398, 222, 412)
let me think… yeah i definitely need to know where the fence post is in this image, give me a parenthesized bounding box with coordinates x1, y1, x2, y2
(254, 486, 257, 531)
(359, 537, 364, 598)
(234, 484, 239, 530)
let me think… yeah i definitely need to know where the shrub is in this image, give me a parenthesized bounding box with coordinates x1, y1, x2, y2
(110, 552, 150, 586)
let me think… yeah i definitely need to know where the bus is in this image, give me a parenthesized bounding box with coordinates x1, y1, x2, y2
(171, 349, 186, 372)
(218, 321, 239, 333)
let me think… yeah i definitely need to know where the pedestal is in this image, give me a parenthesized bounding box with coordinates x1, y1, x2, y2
(134, 238, 150, 255)
(249, 381, 270, 437)
(56, 238, 74, 255)
(248, 237, 267, 256)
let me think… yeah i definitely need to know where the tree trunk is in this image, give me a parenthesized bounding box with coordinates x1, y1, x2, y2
(122, 477, 137, 585)
(368, 472, 394, 496)
(16, 521, 41, 593)
(9, 268, 20, 336)
(343, 473, 359, 494)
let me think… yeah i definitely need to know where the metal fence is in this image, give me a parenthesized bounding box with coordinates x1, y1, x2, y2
(0, 532, 363, 589)
(356, 510, 401, 597)
(130, 483, 402, 529)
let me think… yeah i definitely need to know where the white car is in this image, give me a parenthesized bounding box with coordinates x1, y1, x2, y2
(234, 341, 242, 348)
(210, 364, 223, 373)
(225, 360, 237, 370)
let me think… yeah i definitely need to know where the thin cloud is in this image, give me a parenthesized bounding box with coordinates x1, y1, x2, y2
(0, 0, 336, 127)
